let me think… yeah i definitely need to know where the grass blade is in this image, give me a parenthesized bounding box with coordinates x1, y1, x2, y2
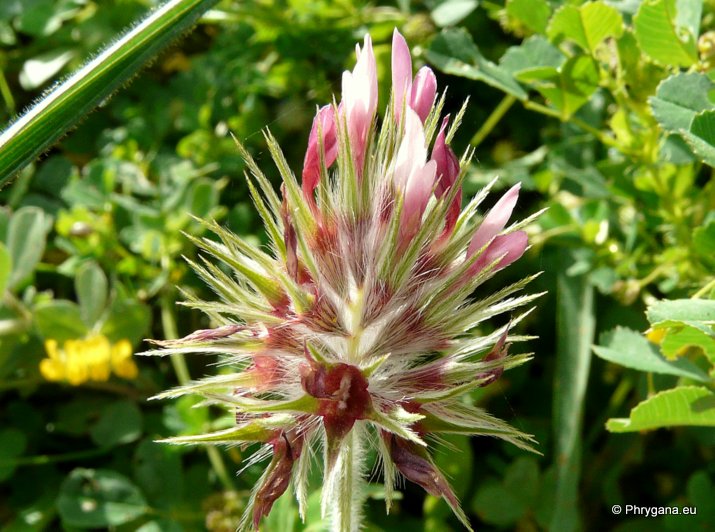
(551, 272, 595, 531)
(0, 0, 218, 185)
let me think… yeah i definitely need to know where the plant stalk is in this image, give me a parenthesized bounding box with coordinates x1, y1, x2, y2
(692, 277, 715, 299)
(523, 100, 620, 149)
(159, 291, 234, 491)
(470, 94, 516, 148)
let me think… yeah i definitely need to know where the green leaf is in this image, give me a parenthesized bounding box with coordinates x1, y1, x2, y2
(647, 298, 715, 336)
(680, 471, 715, 524)
(0, 428, 27, 481)
(682, 109, 715, 167)
(431, 0, 479, 28)
(607, 386, 715, 432)
(470, 455, 540, 525)
(471, 481, 523, 526)
(504, 456, 540, 509)
(0, 0, 220, 185)
(303, 489, 331, 532)
(661, 325, 715, 365)
(424, 434, 473, 521)
(532, 55, 600, 119)
(6, 206, 49, 289)
(650, 73, 714, 133)
(75, 261, 108, 328)
(14, 0, 60, 37)
(162, 395, 209, 435)
(499, 36, 564, 78)
(133, 439, 183, 508)
(426, 28, 528, 101)
(633, 0, 700, 67)
(693, 220, 715, 268)
(101, 298, 150, 345)
(185, 178, 220, 219)
(2, 491, 56, 532)
(262, 490, 300, 532)
(90, 400, 143, 447)
(593, 327, 711, 382)
(547, 2, 624, 54)
(0, 242, 11, 294)
(506, 0, 551, 34)
(675, 0, 703, 42)
(54, 398, 99, 436)
(434, 434, 472, 497)
(552, 272, 595, 531)
(57, 468, 148, 528)
(34, 300, 88, 342)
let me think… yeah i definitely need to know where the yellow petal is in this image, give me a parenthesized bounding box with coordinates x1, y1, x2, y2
(89, 361, 111, 382)
(64, 339, 80, 358)
(44, 339, 60, 360)
(114, 359, 138, 380)
(111, 340, 133, 363)
(66, 356, 88, 386)
(646, 328, 666, 345)
(39, 358, 65, 382)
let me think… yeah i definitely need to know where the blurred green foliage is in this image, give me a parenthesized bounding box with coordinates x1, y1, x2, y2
(1, 0, 715, 531)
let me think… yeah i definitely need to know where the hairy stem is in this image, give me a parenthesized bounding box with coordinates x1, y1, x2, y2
(330, 424, 365, 532)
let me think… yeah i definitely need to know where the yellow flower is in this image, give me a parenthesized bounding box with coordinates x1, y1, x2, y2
(645, 327, 666, 345)
(39, 335, 138, 385)
(111, 339, 138, 379)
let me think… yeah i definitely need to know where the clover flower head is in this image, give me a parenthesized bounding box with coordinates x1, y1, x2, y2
(147, 28, 541, 531)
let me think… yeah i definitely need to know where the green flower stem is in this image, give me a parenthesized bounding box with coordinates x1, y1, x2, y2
(0, 446, 111, 467)
(522, 100, 620, 150)
(160, 292, 191, 385)
(81, 380, 148, 400)
(3, 291, 33, 322)
(470, 94, 516, 148)
(159, 291, 234, 491)
(692, 277, 715, 299)
(0, 377, 43, 392)
(638, 266, 665, 288)
(0, 0, 218, 186)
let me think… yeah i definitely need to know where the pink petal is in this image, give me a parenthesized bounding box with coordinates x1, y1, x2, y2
(341, 34, 378, 174)
(410, 66, 437, 123)
(431, 116, 461, 233)
(302, 105, 337, 201)
(470, 231, 528, 274)
(401, 160, 436, 240)
(392, 108, 429, 189)
(392, 29, 413, 119)
(467, 183, 521, 257)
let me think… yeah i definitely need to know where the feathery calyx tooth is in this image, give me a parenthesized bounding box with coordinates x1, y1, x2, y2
(152, 27, 539, 531)
(253, 430, 304, 528)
